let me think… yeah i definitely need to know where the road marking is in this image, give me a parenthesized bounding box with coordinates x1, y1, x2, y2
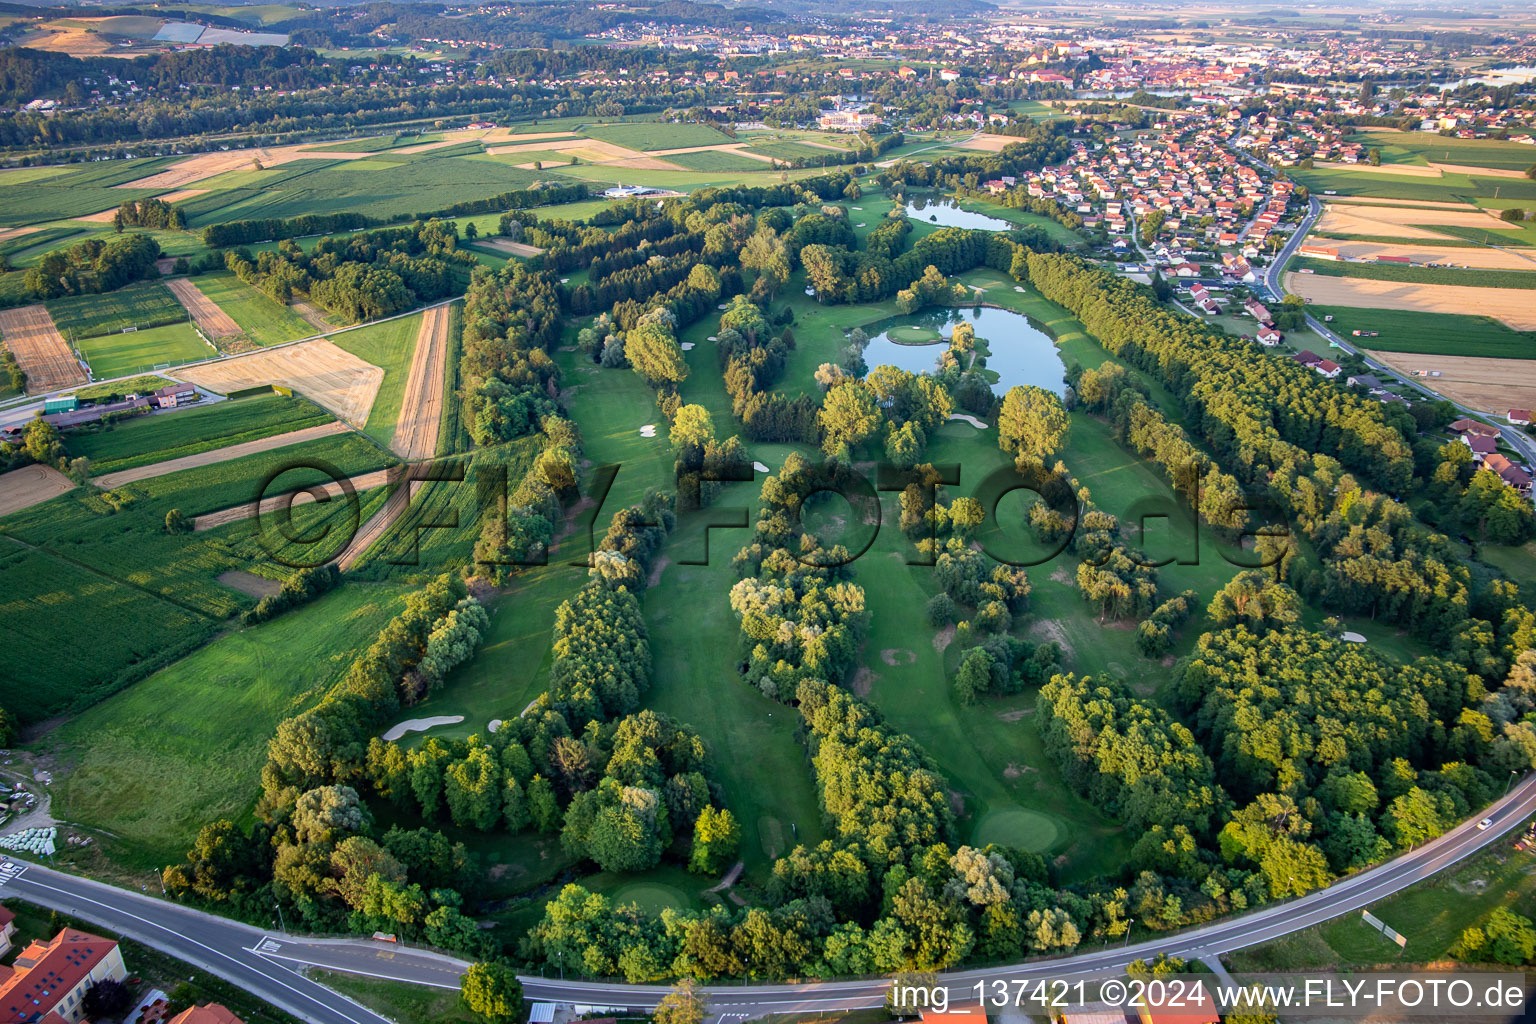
(253, 947, 465, 989)
(0, 861, 25, 886)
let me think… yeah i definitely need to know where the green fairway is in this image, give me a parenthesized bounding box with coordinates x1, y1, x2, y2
(66, 393, 334, 475)
(1307, 305, 1536, 359)
(76, 321, 212, 377)
(45, 584, 409, 868)
(581, 121, 732, 151)
(331, 311, 423, 449)
(191, 271, 315, 346)
(47, 280, 188, 339)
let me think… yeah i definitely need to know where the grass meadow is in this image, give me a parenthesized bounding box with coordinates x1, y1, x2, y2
(192, 270, 315, 346)
(47, 583, 410, 868)
(580, 121, 733, 151)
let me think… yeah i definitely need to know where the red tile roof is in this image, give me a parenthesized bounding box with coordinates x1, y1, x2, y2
(0, 928, 117, 1024)
(169, 1004, 245, 1024)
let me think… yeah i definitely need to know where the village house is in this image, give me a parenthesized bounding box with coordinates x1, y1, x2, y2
(1462, 434, 1499, 462)
(1510, 409, 1532, 426)
(0, 927, 127, 1024)
(1484, 454, 1534, 496)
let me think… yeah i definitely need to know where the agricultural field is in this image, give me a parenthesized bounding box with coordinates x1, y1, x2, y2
(1292, 255, 1536, 289)
(64, 392, 334, 475)
(0, 158, 180, 225)
(46, 280, 188, 339)
(330, 311, 423, 449)
(1307, 305, 1536, 360)
(1348, 130, 1536, 172)
(580, 121, 733, 151)
(189, 271, 315, 346)
(660, 149, 772, 172)
(76, 321, 212, 378)
(1292, 164, 1536, 203)
(45, 583, 411, 868)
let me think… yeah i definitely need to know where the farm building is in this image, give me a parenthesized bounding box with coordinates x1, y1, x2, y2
(1510, 409, 1532, 426)
(153, 382, 199, 408)
(1299, 245, 1339, 261)
(42, 396, 78, 415)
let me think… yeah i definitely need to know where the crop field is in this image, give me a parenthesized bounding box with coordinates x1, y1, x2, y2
(46, 280, 188, 339)
(1301, 237, 1536, 270)
(648, 149, 768, 172)
(331, 311, 423, 449)
(180, 154, 558, 226)
(1292, 164, 1536, 203)
(1284, 273, 1536, 332)
(76, 321, 211, 377)
(0, 303, 85, 393)
(179, 338, 383, 427)
(580, 121, 733, 151)
(0, 431, 395, 625)
(1348, 131, 1536, 172)
(0, 158, 181, 225)
(1363, 348, 1536, 416)
(189, 271, 314, 346)
(745, 140, 844, 161)
(0, 539, 219, 724)
(1292, 256, 1536, 289)
(65, 392, 334, 475)
(47, 583, 410, 867)
(1306, 305, 1536, 360)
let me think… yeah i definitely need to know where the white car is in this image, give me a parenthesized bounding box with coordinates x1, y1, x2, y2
(1477, 818, 1494, 831)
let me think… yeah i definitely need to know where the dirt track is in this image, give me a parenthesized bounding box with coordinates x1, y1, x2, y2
(1305, 237, 1536, 270)
(335, 473, 425, 571)
(95, 420, 350, 488)
(0, 464, 75, 517)
(391, 304, 450, 460)
(0, 305, 86, 394)
(192, 466, 394, 531)
(178, 340, 383, 427)
(1285, 273, 1536, 331)
(1364, 349, 1536, 418)
(166, 278, 242, 339)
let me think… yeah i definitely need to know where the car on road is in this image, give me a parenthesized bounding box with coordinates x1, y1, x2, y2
(1478, 817, 1494, 830)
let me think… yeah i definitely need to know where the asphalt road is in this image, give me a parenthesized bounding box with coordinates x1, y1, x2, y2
(519, 774, 1536, 1014)
(1267, 195, 1536, 469)
(0, 765, 1531, 1024)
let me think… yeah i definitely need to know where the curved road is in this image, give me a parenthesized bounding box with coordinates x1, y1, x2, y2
(3, 775, 1533, 1021)
(1267, 195, 1536, 469)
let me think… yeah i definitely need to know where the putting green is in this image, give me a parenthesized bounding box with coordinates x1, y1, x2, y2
(886, 325, 942, 345)
(972, 806, 1062, 852)
(610, 882, 688, 913)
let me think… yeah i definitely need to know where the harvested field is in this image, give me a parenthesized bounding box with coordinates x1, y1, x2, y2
(166, 278, 241, 339)
(1429, 162, 1529, 180)
(1364, 349, 1536, 416)
(1284, 273, 1536, 331)
(1313, 160, 1445, 178)
(1315, 202, 1507, 240)
(1328, 196, 1477, 210)
(956, 135, 1017, 153)
(485, 136, 683, 170)
(0, 464, 75, 517)
(1305, 237, 1536, 270)
(476, 238, 544, 257)
(113, 144, 367, 191)
(179, 339, 383, 427)
(95, 420, 350, 488)
(0, 304, 86, 394)
(154, 188, 209, 203)
(391, 304, 449, 460)
(76, 206, 122, 224)
(192, 466, 392, 531)
(0, 227, 41, 244)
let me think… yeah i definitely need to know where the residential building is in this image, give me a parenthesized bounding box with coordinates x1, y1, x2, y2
(169, 1004, 246, 1024)
(0, 927, 127, 1024)
(0, 908, 12, 959)
(1314, 358, 1341, 378)
(1463, 434, 1498, 462)
(1484, 454, 1533, 496)
(1510, 409, 1532, 426)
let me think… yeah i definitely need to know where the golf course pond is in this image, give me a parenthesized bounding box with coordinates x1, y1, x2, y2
(857, 305, 1067, 396)
(904, 197, 1013, 231)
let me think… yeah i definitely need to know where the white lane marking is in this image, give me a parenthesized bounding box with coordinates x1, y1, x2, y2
(9, 875, 386, 1024)
(253, 948, 465, 989)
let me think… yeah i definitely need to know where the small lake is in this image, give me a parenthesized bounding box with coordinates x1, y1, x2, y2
(856, 305, 1066, 397)
(904, 197, 1013, 232)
